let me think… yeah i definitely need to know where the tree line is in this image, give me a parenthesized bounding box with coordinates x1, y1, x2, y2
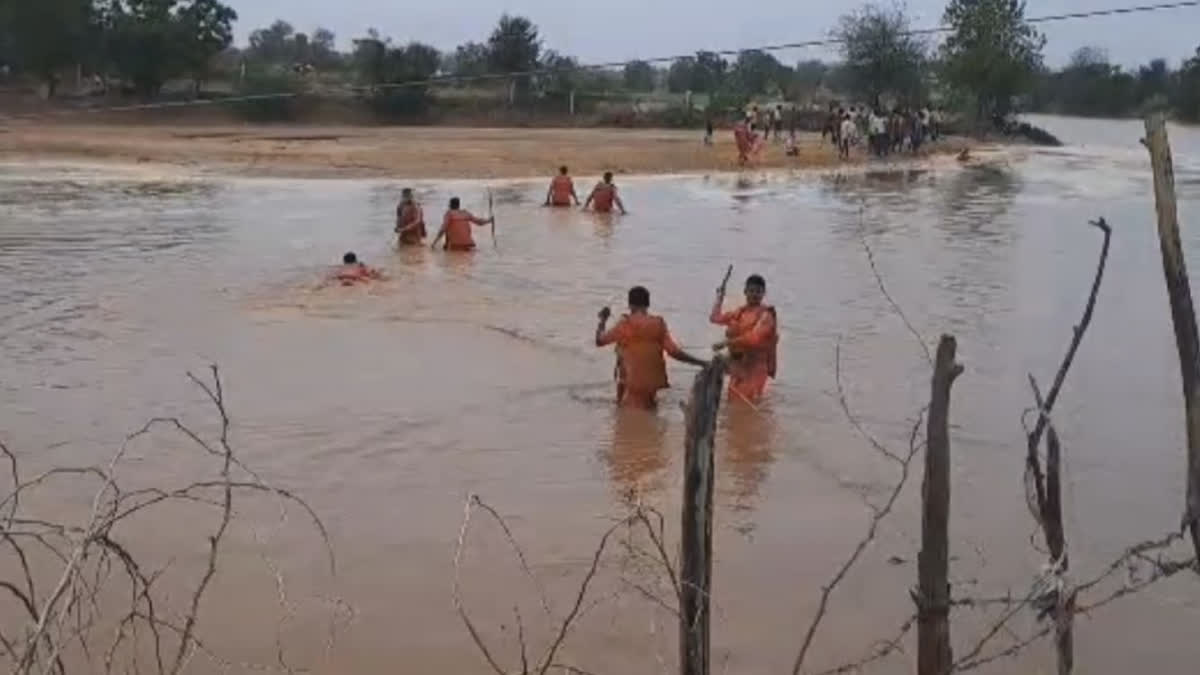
(1030, 47, 1200, 122)
(0, 0, 237, 97)
(2, 0, 1198, 125)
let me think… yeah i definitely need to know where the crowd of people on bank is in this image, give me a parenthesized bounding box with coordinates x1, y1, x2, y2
(823, 104, 942, 160)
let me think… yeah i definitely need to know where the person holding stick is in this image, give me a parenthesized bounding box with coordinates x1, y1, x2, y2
(711, 272, 778, 401)
(430, 197, 493, 252)
(595, 286, 707, 409)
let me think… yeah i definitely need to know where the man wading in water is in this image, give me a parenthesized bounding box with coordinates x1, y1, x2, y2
(582, 172, 627, 214)
(395, 188, 426, 246)
(430, 197, 494, 251)
(595, 286, 707, 409)
(711, 274, 779, 401)
(545, 165, 580, 207)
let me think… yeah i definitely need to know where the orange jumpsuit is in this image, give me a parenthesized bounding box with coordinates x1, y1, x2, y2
(549, 175, 575, 206)
(711, 304, 778, 401)
(397, 202, 426, 245)
(597, 313, 686, 408)
(334, 263, 377, 285)
(442, 209, 479, 251)
(733, 121, 753, 164)
(591, 183, 616, 213)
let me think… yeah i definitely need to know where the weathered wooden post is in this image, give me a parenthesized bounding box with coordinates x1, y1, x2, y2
(1045, 426, 1074, 675)
(1144, 113, 1200, 563)
(679, 357, 726, 675)
(918, 335, 961, 675)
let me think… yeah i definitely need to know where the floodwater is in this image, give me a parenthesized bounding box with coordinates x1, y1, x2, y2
(2, 116, 1200, 673)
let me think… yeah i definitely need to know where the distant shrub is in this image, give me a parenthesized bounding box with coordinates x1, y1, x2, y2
(231, 71, 306, 122)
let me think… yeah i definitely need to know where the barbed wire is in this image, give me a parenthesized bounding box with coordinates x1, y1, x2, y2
(1, 0, 1197, 120)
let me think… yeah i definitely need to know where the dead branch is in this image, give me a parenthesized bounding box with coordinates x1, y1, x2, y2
(790, 346, 927, 675)
(1025, 218, 1111, 524)
(858, 207, 933, 368)
(1, 366, 339, 675)
(452, 494, 654, 675)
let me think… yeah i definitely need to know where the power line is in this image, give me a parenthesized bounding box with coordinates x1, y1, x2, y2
(3, 0, 1197, 119)
(367, 1, 1200, 91)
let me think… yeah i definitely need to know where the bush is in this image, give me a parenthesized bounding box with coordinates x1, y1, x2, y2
(231, 70, 305, 122)
(362, 86, 433, 122)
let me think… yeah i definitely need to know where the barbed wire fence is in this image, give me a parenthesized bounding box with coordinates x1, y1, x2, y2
(0, 366, 352, 675)
(448, 117, 1198, 675)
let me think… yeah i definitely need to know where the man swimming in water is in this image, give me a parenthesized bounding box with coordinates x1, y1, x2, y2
(332, 252, 383, 285)
(430, 197, 494, 251)
(595, 286, 707, 408)
(582, 172, 627, 214)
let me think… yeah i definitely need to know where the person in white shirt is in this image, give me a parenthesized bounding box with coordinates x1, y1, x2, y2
(869, 109, 887, 157)
(839, 114, 855, 160)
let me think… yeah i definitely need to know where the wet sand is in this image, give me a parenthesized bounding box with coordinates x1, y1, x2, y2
(0, 123, 973, 179)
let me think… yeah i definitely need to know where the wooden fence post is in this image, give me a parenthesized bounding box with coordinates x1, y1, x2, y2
(918, 335, 961, 675)
(679, 357, 726, 675)
(1144, 113, 1200, 562)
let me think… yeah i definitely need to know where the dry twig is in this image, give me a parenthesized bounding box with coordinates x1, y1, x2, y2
(0, 366, 338, 675)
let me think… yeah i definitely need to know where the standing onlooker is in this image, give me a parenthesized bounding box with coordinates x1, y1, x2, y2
(704, 115, 714, 145)
(838, 112, 855, 160)
(772, 105, 784, 141)
(869, 108, 887, 158)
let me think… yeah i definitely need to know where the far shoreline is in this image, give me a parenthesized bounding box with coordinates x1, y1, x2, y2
(0, 123, 982, 181)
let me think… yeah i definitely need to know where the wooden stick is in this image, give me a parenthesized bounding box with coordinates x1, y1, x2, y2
(679, 357, 726, 675)
(917, 335, 961, 675)
(717, 265, 733, 299)
(1144, 113, 1200, 562)
(488, 188, 497, 250)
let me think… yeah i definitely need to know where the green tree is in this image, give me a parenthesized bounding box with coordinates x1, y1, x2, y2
(0, 0, 94, 96)
(310, 28, 341, 69)
(791, 59, 830, 99)
(446, 41, 489, 81)
(1176, 47, 1200, 122)
(692, 51, 727, 93)
(623, 60, 655, 91)
(176, 0, 237, 93)
(729, 49, 788, 96)
(1052, 47, 1136, 117)
(538, 50, 578, 92)
(940, 0, 1045, 123)
(351, 31, 387, 86)
(105, 0, 184, 97)
(487, 14, 540, 96)
(666, 57, 696, 93)
(354, 34, 440, 119)
(247, 20, 297, 65)
(834, 2, 926, 108)
(1136, 58, 1170, 106)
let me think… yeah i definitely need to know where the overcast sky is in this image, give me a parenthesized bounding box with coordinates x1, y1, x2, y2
(225, 0, 1200, 69)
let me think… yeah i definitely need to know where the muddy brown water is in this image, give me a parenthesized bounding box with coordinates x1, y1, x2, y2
(3, 116, 1200, 673)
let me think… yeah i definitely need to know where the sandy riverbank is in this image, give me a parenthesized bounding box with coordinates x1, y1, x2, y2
(0, 123, 976, 179)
